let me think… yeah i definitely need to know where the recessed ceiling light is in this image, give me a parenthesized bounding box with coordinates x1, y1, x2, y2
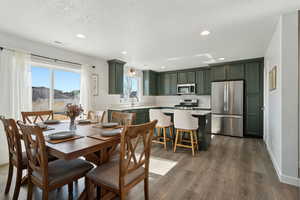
(218, 58, 225, 61)
(200, 30, 210, 36)
(161, 66, 166, 69)
(76, 34, 86, 39)
(121, 51, 127, 55)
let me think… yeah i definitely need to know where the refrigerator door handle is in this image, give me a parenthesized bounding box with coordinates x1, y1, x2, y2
(223, 83, 227, 112)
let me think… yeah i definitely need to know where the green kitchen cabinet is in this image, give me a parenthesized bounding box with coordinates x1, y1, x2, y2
(245, 61, 263, 137)
(157, 73, 166, 95)
(211, 65, 226, 81)
(227, 63, 245, 80)
(108, 109, 150, 125)
(165, 72, 177, 95)
(157, 72, 177, 95)
(143, 70, 158, 96)
(203, 69, 211, 94)
(108, 59, 126, 94)
(177, 71, 195, 84)
(196, 70, 205, 94)
(196, 69, 211, 95)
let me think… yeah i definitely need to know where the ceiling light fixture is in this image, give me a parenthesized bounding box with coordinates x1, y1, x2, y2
(218, 58, 225, 61)
(200, 30, 210, 36)
(122, 51, 127, 55)
(161, 66, 166, 69)
(76, 33, 86, 39)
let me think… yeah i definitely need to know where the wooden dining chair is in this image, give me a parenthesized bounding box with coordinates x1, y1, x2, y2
(0, 116, 27, 200)
(86, 120, 157, 200)
(111, 111, 136, 126)
(21, 110, 54, 124)
(17, 122, 94, 200)
(87, 110, 106, 123)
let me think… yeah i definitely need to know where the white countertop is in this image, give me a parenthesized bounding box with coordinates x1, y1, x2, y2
(108, 105, 160, 111)
(161, 109, 211, 116)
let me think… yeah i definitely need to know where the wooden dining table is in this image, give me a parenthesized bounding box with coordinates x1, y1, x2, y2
(43, 122, 121, 199)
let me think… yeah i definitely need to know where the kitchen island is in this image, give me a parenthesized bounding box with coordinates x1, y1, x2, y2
(161, 109, 211, 151)
(108, 106, 211, 151)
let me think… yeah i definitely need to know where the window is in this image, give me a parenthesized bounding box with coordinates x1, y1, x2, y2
(121, 74, 140, 103)
(31, 64, 80, 119)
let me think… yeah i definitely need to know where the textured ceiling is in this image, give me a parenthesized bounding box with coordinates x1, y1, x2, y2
(0, 0, 299, 70)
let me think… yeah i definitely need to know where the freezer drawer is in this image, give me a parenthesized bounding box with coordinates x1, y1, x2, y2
(211, 114, 243, 137)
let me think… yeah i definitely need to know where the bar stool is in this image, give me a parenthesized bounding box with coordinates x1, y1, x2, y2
(173, 110, 199, 156)
(149, 109, 173, 150)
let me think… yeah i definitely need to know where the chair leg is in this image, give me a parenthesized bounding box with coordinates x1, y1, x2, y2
(169, 127, 174, 147)
(12, 168, 22, 200)
(42, 189, 49, 200)
(163, 128, 167, 150)
(68, 182, 73, 200)
(173, 130, 179, 153)
(194, 131, 198, 147)
(144, 177, 149, 200)
(96, 186, 101, 200)
(120, 190, 126, 200)
(27, 176, 33, 200)
(5, 161, 13, 194)
(85, 178, 92, 200)
(190, 131, 195, 156)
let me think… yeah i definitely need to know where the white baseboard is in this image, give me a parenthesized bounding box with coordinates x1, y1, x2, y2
(266, 143, 300, 187)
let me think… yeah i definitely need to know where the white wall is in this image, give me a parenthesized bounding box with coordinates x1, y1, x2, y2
(264, 11, 299, 186)
(155, 95, 211, 108)
(264, 17, 282, 174)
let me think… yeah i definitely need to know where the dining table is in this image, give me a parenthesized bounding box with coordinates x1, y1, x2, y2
(42, 121, 122, 199)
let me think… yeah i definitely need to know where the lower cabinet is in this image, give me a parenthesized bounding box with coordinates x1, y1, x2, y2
(108, 109, 150, 125)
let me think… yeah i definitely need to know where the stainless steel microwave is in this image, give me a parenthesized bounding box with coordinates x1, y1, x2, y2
(177, 84, 196, 95)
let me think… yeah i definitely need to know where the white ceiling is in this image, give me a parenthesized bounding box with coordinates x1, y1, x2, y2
(0, 0, 299, 71)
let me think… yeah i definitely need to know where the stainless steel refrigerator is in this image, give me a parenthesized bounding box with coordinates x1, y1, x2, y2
(211, 80, 244, 137)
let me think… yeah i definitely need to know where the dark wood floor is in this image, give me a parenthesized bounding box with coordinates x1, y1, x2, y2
(0, 135, 299, 200)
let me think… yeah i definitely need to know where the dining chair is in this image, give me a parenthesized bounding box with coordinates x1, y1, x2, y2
(21, 110, 54, 124)
(111, 111, 136, 126)
(87, 110, 106, 123)
(86, 120, 157, 200)
(149, 109, 173, 150)
(0, 116, 27, 200)
(173, 110, 199, 156)
(17, 122, 94, 200)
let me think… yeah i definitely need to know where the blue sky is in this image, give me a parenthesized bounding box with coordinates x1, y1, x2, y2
(32, 66, 80, 92)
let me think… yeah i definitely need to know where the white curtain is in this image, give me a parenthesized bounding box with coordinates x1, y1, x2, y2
(0, 49, 32, 164)
(80, 65, 93, 113)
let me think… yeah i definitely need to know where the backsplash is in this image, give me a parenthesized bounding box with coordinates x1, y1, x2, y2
(154, 95, 211, 108)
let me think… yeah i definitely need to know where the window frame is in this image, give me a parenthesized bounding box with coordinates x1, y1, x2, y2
(120, 74, 141, 104)
(31, 61, 81, 112)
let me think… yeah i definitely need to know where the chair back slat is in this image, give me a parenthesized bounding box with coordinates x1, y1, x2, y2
(17, 122, 49, 184)
(21, 111, 54, 124)
(119, 120, 157, 187)
(0, 116, 22, 166)
(87, 110, 106, 123)
(111, 112, 136, 126)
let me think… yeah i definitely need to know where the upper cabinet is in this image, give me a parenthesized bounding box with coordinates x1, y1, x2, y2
(108, 59, 126, 94)
(196, 69, 211, 95)
(177, 71, 195, 84)
(211, 64, 244, 81)
(143, 70, 158, 96)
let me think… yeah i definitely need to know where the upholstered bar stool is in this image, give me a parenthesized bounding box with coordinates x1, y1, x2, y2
(173, 110, 199, 156)
(149, 109, 173, 150)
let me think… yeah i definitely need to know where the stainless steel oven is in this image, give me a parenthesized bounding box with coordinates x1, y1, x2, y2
(177, 84, 196, 95)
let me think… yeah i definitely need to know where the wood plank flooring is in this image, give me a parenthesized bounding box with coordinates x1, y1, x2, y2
(0, 135, 299, 200)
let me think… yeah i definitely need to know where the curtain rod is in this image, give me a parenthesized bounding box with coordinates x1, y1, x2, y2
(0, 46, 82, 66)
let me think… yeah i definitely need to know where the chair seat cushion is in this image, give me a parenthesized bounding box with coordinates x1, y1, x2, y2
(33, 159, 93, 186)
(86, 160, 144, 189)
